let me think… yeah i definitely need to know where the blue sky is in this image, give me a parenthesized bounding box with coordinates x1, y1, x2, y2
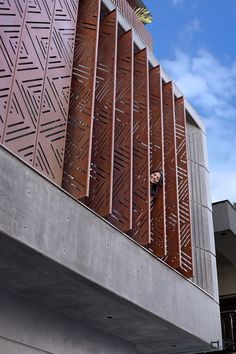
(145, 0, 236, 203)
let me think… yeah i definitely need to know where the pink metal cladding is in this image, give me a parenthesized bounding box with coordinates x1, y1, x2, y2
(175, 96, 193, 277)
(128, 48, 150, 244)
(148, 66, 166, 257)
(111, 0, 152, 50)
(0, 0, 28, 143)
(63, 0, 101, 198)
(33, 0, 79, 185)
(107, 30, 133, 232)
(85, 10, 118, 217)
(2, 0, 55, 163)
(162, 81, 181, 269)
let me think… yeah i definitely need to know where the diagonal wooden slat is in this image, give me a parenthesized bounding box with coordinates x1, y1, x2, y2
(175, 96, 193, 277)
(85, 10, 118, 217)
(128, 48, 150, 245)
(162, 81, 181, 269)
(33, 0, 79, 185)
(107, 30, 133, 232)
(62, 0, 101, 198)
(0, 0, 28, 143)
(2, 0, 56, 165)
(148, 66, 166, 257)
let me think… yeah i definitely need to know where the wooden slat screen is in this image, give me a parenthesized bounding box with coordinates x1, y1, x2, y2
(63, 0, 101, 198)
(128, 48, 150, 245)
(107, 30, 133, 232)
(175, 96, 193, 277)
(162, 81, 181, 269)
(85, 10, 118, 216)
(149, 66, 166, 257)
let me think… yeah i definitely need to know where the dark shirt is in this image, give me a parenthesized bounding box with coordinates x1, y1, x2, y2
(150, 182, 159, 199)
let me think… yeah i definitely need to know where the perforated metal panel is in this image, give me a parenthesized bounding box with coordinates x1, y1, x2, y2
(128, 48, 150, 245)
(0, 0, 28, 143)
(85, 10, 118, 216)
(148, 66, 166, 257)
(2, 0, 56, 164)
(33, 0, 79, 184)
(175, 96, 193, 277)
(0, 0, 79, 186)
(162, 82, 181, 268)
(107, 30, 133, 232)
(63, 0, 101, 198)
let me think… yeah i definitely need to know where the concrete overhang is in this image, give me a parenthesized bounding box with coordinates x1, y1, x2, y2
(0, 146, 222, 353)
(213, 200, 236, 266)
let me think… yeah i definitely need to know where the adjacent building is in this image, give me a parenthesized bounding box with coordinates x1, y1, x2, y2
(213, 200, 236, 353)
(0, 0, 222, 353)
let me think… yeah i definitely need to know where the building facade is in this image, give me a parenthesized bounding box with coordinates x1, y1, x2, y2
(213, 200, 236, 353)
(0, 0, 221, 353)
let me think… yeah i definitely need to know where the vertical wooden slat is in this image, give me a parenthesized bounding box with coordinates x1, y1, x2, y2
(162, 81, 181, 268)
(107, 30, 133, 232)
(33, 0, 79, 185)
(148, 66, 166, 257)
(85, 10, 117, 217)
(0, 0, 28, 143)
(2, 0, 56, 164)
(63, 0, 101, 198)
(175, 96, 193, 277)
(128, 48, 150, 245)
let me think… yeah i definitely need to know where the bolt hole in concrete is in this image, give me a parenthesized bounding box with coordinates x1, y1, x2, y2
(63, 249, 67, 253)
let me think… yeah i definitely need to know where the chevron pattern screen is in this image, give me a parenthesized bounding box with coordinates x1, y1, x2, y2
(0, 0, 79, 185)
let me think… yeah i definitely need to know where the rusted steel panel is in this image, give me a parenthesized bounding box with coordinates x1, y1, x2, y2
(128, 48, 150, 244)
(63, 0, 101, 198)
(85, 10, 118, 216)
(2, 0, 55, 164)
(0, 0, 28, 143)
(112, 0, 153, 50)
(162, 81, 181, 269)
(107, 30, 133, 232)
(33, 0, 79, 186)
(148, 66, 166, 257)
(175, 96, 193, 277)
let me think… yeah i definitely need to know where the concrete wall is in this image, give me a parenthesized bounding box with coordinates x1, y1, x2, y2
(0, 146, 222, 353)
(0, 288, 137, 354)
(213, 201, 236, 297)
(187, 119, 219, 300)
(218, 266, 236, 297)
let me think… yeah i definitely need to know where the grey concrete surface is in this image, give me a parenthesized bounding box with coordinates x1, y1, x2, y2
(0, 146, 222, 353)
(213, 200, 236, 236)
(0, 288, 137, 354)
(187, 121, 219, 299)
(213, 200, 236, 268)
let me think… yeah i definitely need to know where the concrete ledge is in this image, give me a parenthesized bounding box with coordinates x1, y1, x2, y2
(213, 200, 236, 235)
(0, 146, 222, 353)
(213, 201, 236, 267)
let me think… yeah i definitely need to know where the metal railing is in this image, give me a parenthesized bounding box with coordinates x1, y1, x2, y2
(221, 310, 236, 352)
(111, 0, 153, 50)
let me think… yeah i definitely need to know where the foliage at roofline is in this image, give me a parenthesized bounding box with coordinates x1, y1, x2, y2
(135, 7, 153, 24)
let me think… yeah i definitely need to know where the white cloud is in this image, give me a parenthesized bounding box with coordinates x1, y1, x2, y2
(184, 18, 201, 33)
(172, 0, 185, 6)
(211, 171, 236, 203)
(162, 48, 236, 202)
